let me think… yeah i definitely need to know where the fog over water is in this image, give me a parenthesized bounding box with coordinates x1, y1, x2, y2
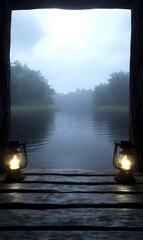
(11, 109, 129, 171)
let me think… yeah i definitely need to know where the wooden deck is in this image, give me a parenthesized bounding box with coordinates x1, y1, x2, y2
(0, 170, 143, 239)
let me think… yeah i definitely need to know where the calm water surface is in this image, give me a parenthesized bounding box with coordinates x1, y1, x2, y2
(11, 110, 129, 171)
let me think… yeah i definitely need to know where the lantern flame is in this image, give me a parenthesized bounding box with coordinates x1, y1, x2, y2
(9, 154, 20, 170)
(120, 155, 132, 171)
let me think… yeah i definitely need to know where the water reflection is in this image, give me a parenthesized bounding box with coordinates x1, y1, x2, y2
(11, 109, 129, 170)
(11, 110, 55, 148)
(92, 110, 129, 141)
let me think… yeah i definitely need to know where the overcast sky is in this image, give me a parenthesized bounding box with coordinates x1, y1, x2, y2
(10, 9, 131, 93)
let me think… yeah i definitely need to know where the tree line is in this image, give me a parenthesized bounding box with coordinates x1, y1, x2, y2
(11, 61, 55, 106)
(10, 61, 129, 110)
(55, 71, 129, 111)
(93, 71, 129, 107)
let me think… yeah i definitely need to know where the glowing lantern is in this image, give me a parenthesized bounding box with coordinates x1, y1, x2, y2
(9, 154, 20, 170)
(3, 141, 28, 182)
(113, 141, 138, 184)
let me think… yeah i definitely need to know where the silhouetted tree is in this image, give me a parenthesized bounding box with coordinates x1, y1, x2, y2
(93, 71, 129, 107)
(11, 61, 55, 106)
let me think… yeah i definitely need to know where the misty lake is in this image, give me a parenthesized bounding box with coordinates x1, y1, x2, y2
(11, 109, 129, 171)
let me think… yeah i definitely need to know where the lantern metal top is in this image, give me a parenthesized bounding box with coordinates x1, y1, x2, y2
(115, 141, 133, 148)
(4, 140, 26, 148)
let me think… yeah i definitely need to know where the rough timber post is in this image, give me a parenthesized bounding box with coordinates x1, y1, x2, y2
(130, 0, 143, 171)
(0, 0, 11, 171)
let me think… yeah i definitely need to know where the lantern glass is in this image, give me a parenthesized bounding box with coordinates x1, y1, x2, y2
(113, 141, 137, 172)
(3, 141, 28, 172)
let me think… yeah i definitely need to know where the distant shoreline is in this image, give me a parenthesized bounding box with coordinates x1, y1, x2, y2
(11, 105, 58, 113)
(11, 105, 129, 115)
(92, 106, 129, 114)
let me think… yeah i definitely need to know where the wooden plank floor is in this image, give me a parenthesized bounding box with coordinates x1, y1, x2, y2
(0, 170, 143, 239)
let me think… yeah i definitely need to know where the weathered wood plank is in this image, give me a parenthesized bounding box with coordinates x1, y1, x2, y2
(0, 192, 142, 205)
(24, 170, 118, 176)
(0, 172, 143, 239)
(0, 208, 143, 227)
(24, 170, 143, 176)
(19, 174, 143, 184)
(1, 226, 143, 231)
(11, 0, 132, 10)
(0, 231, 142, 240)
(23, 175, 116, 183)
(1, 182, 143, 193)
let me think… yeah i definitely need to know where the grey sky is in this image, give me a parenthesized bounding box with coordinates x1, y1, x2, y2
(10, 9, 131, 93)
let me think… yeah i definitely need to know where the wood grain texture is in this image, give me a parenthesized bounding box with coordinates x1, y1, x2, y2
(21, 174, 143, 183)
(0, 171, 143, 239)
(0, 192, 142, 204)
(0, 208, 143, 227)
(0, 182, 142, 193)
(0, 231, 143, 240)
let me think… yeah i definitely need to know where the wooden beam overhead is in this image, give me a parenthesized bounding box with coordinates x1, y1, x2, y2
(10, 0, 132, 11)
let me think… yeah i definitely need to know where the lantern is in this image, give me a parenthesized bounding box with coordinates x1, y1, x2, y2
(113, 141, 138, 184)
(3, 141, 28, 182)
